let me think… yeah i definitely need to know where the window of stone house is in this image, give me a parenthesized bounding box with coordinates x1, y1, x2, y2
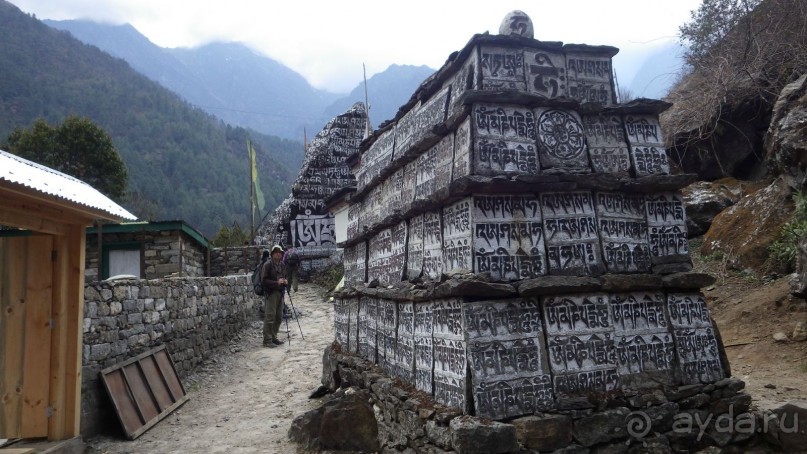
(103, 242, 141, 279)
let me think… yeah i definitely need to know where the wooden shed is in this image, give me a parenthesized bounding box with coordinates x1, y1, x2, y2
(0, 149, 136, 441)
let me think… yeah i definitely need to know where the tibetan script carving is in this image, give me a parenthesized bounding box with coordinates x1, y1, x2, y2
(525, 49, 566, 99)
(542, 192, 603, 275)
(596, 192, 651, 273)
(480, 46, 527, 91)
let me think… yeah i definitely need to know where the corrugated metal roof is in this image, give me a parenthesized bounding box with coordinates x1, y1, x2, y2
(0, 149, 137, 221)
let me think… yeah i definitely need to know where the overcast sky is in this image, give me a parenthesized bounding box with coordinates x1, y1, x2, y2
(10, 0, 702, 93)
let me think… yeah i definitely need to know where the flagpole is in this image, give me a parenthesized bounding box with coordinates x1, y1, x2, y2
(248, 139, 255, 239)
(363, 63, 371, 138)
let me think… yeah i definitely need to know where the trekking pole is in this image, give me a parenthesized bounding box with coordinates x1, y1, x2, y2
(282, 294, 291, 345)
(285, 288, 305, 339)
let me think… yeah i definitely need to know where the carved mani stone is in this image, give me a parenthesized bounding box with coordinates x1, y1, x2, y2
(499, 10, 534, 39)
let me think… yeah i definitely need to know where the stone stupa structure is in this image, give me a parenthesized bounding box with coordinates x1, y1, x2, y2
(255, 103, 368, 272)
(320, 11, 757, 453)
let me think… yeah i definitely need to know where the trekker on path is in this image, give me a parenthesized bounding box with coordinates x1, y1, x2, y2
(283, 245, 300, 294)
(261, 245, 287, 347)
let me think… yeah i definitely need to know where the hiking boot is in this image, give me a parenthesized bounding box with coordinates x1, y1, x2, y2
(271, 338, 284, 345)
(263, 341, 277, 348)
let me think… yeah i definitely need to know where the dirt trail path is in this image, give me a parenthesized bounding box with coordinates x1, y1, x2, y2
(86, 283, 334, 454)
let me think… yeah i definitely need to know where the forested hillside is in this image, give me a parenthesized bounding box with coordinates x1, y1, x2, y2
(0, 1, 303, 236)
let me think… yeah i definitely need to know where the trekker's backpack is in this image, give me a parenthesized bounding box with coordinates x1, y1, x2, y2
(284, 249, 301, 267)
(252, 259, 266, 296)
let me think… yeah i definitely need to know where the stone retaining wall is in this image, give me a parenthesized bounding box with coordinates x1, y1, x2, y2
(322, 346, 796, 453)
(209, 245, 263, 276)
(80, 275, 261, 437)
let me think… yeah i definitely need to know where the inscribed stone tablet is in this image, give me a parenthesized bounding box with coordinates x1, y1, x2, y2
(472, 103, 539, 175)
(467, 337, 547, 383)
(355, 241, 367, 284)
(433, 336, 467, 379)
(368, 228, 392, 285)
(407, 214, 424, 280)
(414, 301, 433, 336)
(382, 168, 404, 216)
(433, 134, 455, 196)
(447, 49, 479, 118)
(453, 117, 472, 181)
(401, 159, 418, 207)
(473, 194, 546, 281)
(393, 102, 421, 165)
(432, 298, 464, 339)
(631, 146, 671, 176)
(474, 103, 537, 142)
(474, 375, 554, 419)
(609, 292, 668, 335)
(525, 49, 566, 99)
(346, 200, 362, 242)
(623, 115, 665, 146)
(463, 298, 544, 340)
(434, 372, 467, 412)
(358, 296, 378, 363)
(359, 130, 393, 190)
(414, 301, 434, 394)
(583, 115, 631, 176)
(343, 244, 358, 284)
(443, 198, 473, 274)
(596, 192, 651, 273)
(614, 332, 676, 376)
(415, 146, 437, 202)
(388, 221, 407, 285)
(423, 211, 443, 280)
(666, 293, 713, 329)
(348, 298, 359, 354)
(547, 333, 617, 372)
(334, 298, 349, 347)
(543, 293, 612, 335)
(645, 193, 689, 261)
(553, 368, 620, 396)
(379, 325, 397, 376)
(415, 86, 450, 142)
(674, 327, 725, 384)
(565, 53, 614, 105)
(541, 192, 603, 275)
(479, 45, 527, 91)
(394, 334, 415, 384)
(291, 214, 335, 248)
(534, 108, 591, 172)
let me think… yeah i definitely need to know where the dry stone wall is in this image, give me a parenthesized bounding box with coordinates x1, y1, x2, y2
(326, 11, 756, 453)
(80, 275, 260, 436)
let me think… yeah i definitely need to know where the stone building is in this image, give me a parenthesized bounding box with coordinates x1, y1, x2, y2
(84, 220, 209, 283)
(327, 12, 743, 451)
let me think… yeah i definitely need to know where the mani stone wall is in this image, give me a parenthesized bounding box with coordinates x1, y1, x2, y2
(332, 10, 732, 433)
(255, 103, 367, 272)
(80, 275, 260, 437)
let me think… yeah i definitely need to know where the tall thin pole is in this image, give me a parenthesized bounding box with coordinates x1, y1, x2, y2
(248, 140, 255, 237)
(363, 63, 371, 138)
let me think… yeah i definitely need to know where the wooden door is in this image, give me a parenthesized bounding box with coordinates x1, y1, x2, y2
(0, 235, 54, 439)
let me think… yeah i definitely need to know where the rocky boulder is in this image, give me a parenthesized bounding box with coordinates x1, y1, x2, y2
(288, 388, 380, 452)
(701, 178, 794, 272)
(765, 74, 807, 190)
(681, 178, 753, 237)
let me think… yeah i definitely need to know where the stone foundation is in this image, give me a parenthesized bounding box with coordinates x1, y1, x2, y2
(322, 347, 791, 453)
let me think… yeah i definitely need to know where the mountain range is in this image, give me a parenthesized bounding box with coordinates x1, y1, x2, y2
(42, 19, 436, 140)
(0, 0, 433, 237)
